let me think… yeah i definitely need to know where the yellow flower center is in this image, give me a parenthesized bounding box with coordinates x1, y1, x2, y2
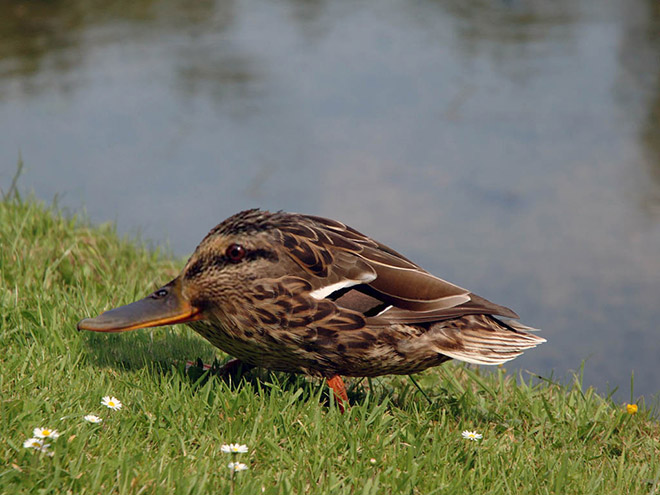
(42, 430, 51, 436)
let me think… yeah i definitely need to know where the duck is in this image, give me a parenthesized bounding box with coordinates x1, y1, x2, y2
(78, 209, 545, 410)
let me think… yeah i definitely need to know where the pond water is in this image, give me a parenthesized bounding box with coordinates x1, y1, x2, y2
(2, 0, 659, 401)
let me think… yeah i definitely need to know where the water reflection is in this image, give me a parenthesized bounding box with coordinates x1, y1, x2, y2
(443, 0, 577, 45)
(631, 0, 660, 217)
(1, 0, 660, 400)
(0, 0, 83, 96)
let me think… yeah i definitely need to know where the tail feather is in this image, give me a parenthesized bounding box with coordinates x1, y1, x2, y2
(428, 314, 545, 366)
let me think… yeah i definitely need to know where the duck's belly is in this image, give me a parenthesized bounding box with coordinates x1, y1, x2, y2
(188, 319, 325, 375)
(187, 320, 448, 377)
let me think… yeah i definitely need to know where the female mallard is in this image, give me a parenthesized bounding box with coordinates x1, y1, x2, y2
(78, 209, 544, 409)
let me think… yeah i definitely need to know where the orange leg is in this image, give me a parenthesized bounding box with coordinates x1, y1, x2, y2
(327, 375, 349, 413)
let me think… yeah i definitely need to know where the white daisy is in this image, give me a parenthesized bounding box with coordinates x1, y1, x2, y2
(23, 438, 53, 456)
(33, 427, 60, 440)
(228, 461, 248, 472)
(221, 443, 248, 454)
(24, 438, 45, 449)
(461, 430, 483, 441)
(101, 396, 122, 410)
(84, 414, 103, 424)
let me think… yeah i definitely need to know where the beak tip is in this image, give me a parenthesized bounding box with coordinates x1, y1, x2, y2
(77, 317, 96, 332)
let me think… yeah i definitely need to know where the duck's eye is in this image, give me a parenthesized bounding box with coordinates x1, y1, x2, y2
(226, 243, 246, 263)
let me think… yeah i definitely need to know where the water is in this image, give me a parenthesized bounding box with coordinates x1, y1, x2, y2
(2, 0, 659, 401)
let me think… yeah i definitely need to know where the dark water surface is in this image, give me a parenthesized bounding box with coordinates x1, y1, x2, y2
(2, 0, 659, 401)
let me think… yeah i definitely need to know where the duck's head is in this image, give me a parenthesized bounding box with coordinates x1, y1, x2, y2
(77, 209, 298, 333)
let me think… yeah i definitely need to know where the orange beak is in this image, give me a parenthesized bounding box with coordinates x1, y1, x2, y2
(77, 278, 203, 333)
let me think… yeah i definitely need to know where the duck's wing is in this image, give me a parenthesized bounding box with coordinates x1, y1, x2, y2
(277, 214, 519, 324)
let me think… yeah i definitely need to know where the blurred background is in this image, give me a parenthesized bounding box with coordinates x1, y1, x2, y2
(1, 0, 659, 402)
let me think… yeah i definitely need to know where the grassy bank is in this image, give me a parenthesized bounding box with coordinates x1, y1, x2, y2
(1, 197, 659, 494)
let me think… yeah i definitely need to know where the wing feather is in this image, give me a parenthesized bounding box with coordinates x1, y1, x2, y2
(278, 214, 520, 325)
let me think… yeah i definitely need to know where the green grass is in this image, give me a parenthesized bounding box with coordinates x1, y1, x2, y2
(1, 196, 659, 494)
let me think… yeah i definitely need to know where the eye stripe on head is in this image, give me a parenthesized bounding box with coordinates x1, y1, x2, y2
(184, 247, 279, 280)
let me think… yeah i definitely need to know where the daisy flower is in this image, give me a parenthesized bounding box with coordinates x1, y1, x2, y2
(33, 427, 60, 440)
(84, 414, 103, 423)
(228, 461, 248, 472)
(101, 396, 122, 410)
(221, 443, 248, 454)
(23, 438, 53, 456)
(461, 430, 482, 441)
(24, 438, 45, 449)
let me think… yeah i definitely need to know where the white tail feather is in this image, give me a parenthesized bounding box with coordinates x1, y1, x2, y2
(429, 316, 545, 366)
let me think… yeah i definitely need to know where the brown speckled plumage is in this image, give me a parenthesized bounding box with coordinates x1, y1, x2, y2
(79, 209, 545, 408)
